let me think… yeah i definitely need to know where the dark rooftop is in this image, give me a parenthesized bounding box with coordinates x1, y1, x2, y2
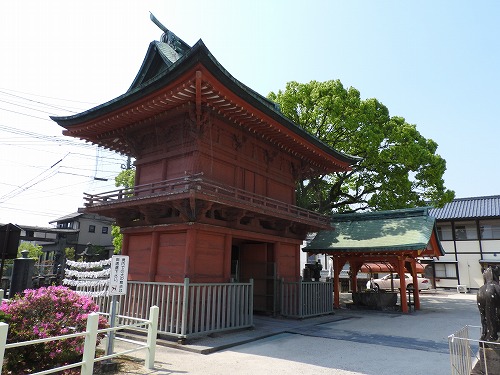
(429, 195, 500, 220)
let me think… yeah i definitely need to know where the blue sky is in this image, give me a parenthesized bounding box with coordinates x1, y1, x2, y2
(1, 0, 499, 226)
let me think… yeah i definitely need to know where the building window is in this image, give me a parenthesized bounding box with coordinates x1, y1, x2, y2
(480, 219, 500, 240)
(89, 225, 95, 233)
(102, 226, 108, 234)
(454, 221, 478, 240)
(437, 223, 453, 241)
(434, 263, 457, 279)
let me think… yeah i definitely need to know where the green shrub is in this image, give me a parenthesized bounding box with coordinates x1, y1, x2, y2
(0, 286, 108, 374)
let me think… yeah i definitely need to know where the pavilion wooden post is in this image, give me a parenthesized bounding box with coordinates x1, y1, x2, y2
(349, 261, 362, 293)
(333, 256, 341, 308)
(398, 257, 408, 313)
(409, 258, 421, 310)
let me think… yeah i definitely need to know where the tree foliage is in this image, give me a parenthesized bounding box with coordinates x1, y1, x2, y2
(112, 168, 135, 254)
(268, 80, 455, 213)
(17, 242, 43, 260)
(111, 225, 122, 254)
(115, 168, 135, 189)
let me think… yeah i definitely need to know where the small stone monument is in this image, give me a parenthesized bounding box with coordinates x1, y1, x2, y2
(9, 250, 35, 297)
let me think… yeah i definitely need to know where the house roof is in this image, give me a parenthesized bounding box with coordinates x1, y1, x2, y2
(429, 195, 500, 220)
(49, 212, 114, 224)
(304, 208, 444, 255)
(0, 223, 78, 234)
(49, 212, 82, 223)
(50, 29, 360, 174)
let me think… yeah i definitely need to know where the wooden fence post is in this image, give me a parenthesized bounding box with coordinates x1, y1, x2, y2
(81, 313, 99, 375)
(180, 278, 189, 341)
(0, 322, 8, 370)
(145, 305, 159, 369)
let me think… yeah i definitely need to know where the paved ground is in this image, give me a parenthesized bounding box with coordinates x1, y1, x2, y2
(112, 290, 480, 375)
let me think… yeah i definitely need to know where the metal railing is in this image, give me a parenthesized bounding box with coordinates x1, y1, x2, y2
(0, 306, 159, 375)
(281, 279, 333, 318)
(93, 278, 254, 341)
(448, 325, 489, 374)
(83, 174, 329, 226)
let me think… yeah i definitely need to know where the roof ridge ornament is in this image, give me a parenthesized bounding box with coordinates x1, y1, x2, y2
(149, 12, 190, 55)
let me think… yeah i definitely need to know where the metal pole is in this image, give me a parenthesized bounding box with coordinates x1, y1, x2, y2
(106, 295, 117, 357)
(180, 278, 189, 341)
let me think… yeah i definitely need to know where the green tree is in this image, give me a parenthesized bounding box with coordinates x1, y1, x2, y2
(17, 242, 43, 260)
(64, 247, 75, 261)
(112, 167, 135, 254)
(111, 225, 122, 254)
(115, 168, 135, 189)
(268, 80, 455, 213)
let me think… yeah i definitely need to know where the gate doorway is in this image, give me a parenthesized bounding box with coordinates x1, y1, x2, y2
(234, 240, 277, 315)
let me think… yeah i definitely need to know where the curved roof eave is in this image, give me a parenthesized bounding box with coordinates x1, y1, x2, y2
(51, 39, 360, 166)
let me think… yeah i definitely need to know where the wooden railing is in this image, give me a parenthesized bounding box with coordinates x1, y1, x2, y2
(83, 174, 329, 226)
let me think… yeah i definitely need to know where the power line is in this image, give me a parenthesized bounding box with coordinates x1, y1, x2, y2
(0, 87, 99, 105)
(0, 154, 68, 203)
(0, 89, 80, 113)
(0, 107, 52, 121)
(0, 124, 96, 149)
(0, 97, 74, 115)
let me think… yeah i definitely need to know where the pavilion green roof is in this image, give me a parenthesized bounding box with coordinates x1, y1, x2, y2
(304, 208, 444, 254)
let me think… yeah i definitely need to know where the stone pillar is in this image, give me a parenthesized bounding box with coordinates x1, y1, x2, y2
(9, 250, 35, 297)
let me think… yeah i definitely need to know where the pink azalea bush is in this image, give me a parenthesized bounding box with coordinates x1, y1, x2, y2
(0, 286, 108, 375)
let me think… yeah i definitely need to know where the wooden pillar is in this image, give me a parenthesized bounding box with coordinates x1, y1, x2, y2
(274, 242, 281, 279)
(334, 256, 341, 308)
(398, 256, 408, 313)
(223, 234, 232, 281)
(184, 228, 197, 279)
(121, 234, 130, 256)
(148, 232, 160, 282)
(350, 261, 362, 293)
(295, 246, 301, 281)
(409, 258, 421, 310)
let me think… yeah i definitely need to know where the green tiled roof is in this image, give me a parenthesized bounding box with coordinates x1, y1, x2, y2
(304, 208, 443, 254)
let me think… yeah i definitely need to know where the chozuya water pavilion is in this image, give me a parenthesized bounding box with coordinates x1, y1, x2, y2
(304, 208, 445, 313)
(51, 17, 358, 317)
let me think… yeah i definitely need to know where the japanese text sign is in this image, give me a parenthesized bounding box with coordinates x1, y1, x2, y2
(109, 255, 129, 296)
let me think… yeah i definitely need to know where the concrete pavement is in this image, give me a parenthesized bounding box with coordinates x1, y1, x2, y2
(113, 290, 480, 375)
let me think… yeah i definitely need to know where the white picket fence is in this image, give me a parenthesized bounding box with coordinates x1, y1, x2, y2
(0, 306, 159, 375)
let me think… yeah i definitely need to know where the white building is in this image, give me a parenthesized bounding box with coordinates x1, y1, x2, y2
(429, 195, 500, 290)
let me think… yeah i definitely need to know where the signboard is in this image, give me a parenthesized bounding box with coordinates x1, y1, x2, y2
(109, 255, 129, 296)
(0, 223, 22, 260)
